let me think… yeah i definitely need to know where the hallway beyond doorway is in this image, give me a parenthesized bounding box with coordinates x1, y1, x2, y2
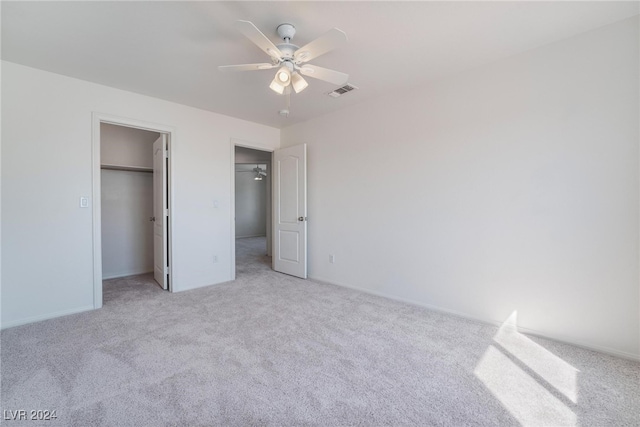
(236, 236, 271, 278)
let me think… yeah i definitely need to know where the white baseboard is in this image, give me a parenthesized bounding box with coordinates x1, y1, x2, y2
(103, 270, 153, 280)
(310, 275, 640, 362)
(173, 278, 232, 293)
(1, 305, 95, 330)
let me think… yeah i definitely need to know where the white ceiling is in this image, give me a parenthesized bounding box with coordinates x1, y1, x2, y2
(2, 1, 638, 128)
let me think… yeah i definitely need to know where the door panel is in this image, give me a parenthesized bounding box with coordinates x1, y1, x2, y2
(279, 230, 300, 262)
(279, 156, 299, 223)
(153, 135, 168, 289)
(273, 144, 307, 278)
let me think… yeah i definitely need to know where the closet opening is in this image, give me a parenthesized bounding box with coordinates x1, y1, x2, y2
(92, 115, 174, 308)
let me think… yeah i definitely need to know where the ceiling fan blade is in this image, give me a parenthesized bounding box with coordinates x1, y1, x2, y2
(294, 28, 347, 63)
(299, 64, 348, 86)
(218, 63, 277, 72)
(234, 20, 283, 60)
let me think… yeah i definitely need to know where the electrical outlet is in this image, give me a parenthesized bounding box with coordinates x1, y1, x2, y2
(329, 254, 335, 264)
(213, 255, 218, 263)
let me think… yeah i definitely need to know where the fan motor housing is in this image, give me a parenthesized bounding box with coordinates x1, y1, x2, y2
(276, 44, 298, 59)
(276, 23, 296, 41)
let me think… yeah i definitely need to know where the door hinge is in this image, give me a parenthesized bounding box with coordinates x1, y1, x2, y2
(165, 266, 170, 275)
(165, 151, 169, 159)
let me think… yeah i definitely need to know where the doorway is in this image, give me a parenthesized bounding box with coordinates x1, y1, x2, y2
(230, 141, 309, 281)
(92, 114, 174, 309)
(232, 144, 273, 278)
(100, 123, 158, 285)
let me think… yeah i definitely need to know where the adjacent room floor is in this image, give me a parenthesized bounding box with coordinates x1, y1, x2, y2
(1, 237, 639, 426)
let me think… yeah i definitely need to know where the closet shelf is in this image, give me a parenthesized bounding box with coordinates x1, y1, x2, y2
(101, 164, 153, 173)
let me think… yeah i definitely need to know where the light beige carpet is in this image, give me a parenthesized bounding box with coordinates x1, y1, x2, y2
(1, 236, 639, 426)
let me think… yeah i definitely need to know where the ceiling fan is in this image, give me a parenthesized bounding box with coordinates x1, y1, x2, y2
(253, 165, 267, 180)
(219, 20, 349, 96)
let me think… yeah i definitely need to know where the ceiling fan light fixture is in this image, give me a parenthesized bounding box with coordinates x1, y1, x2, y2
(276, 65, 291, 84)
(291, 72, 308, 93)
(269, 78, 285, 94)
(254, 164, 267, 180)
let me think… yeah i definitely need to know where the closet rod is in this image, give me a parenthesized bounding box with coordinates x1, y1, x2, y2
(101, 164, 153, 173)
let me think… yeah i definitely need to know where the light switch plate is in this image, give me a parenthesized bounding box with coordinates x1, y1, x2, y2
(80, 197, 89, 208)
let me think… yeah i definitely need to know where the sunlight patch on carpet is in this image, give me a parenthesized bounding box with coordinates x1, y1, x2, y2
(474, 311, 578, 425)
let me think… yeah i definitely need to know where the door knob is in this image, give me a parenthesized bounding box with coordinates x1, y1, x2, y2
(150, 217, 156, 222)
(298, 217, 307, 222)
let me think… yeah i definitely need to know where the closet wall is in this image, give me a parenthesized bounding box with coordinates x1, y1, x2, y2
(101, 124, 160, 279)
(101, 124, 155, 169)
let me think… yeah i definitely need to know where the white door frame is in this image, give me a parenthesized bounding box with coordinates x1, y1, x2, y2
(230, 138, 274, 281)
(92, 112, 176, 308)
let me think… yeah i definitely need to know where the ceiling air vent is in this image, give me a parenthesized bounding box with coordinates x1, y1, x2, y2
(328, 84, 358, 98)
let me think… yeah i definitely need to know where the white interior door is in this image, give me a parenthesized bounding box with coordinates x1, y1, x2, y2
(273, 144, 307, 278)
(153, 135, 168, 289)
